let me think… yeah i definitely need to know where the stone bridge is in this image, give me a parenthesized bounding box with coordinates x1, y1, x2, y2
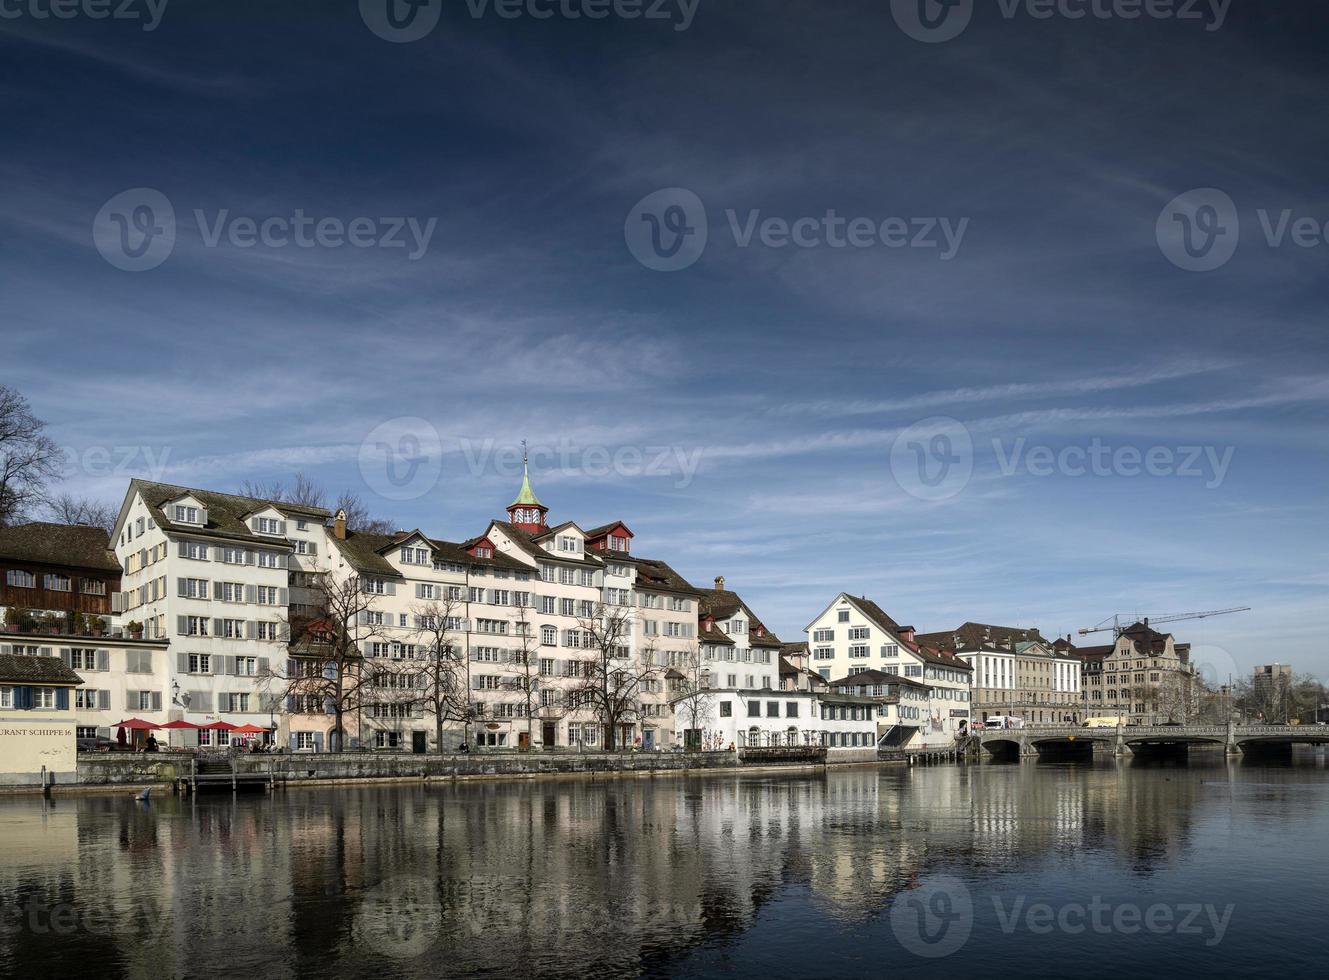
(978, 723, 1329, 758)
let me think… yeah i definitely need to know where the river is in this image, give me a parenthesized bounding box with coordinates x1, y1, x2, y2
(1, 754, 1325, 978)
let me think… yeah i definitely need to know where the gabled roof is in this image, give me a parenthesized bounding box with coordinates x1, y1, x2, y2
(124, 480, 327, 546)
(695, 587, 748, 621)
(329, 529, 401, 578)
(584, 520, 633, 538)
(0, 654, 83, 685)
(490, 521, 603, 567)
(0, 523, 120, 573)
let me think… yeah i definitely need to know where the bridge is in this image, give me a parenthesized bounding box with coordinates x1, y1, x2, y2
(978, 723, 1329, 759)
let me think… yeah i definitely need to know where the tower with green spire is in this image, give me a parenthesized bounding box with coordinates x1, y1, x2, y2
(507, 442, 548, 532)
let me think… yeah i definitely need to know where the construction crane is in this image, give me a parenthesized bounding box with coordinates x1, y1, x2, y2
(1078, 607, 1251, 638)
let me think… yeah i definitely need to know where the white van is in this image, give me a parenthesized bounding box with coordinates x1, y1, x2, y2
(984, 715, 1025, 730)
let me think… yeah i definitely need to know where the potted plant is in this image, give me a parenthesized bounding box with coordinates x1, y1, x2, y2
(126, 620, 144, 640)
(2, 605, 36, 634)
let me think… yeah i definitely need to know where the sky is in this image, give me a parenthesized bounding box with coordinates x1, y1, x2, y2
(1, 0, 1326, 683)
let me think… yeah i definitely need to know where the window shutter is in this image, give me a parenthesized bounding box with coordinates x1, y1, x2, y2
(59, 650, 71, 666)
(279, 623, 290, 642)
(259, 657, 270, 674)
(176, 652, 188, 673)
(307, 542, 316, 557)
(213, 581, 223, 600)
(245, 584, 256, 604)
(214, 546, 226, 561)
(323, 697, 335, 715)
(176, 616, 188, 636)
(358, 611, 368, 626)
(415, 583, 423, 600)
(385, 581, 396, 596)
(212, 618, 222, 637)
(98, 690, 110, 710)
(56, 688, 69, 711)
(0, 644, 10, 656)
(286, 695, 298, 713)
(278, 520, 287, 535)
(278, 588, 288, 606)
(151, 691, 162, 711)
(198, 507, 208, 526)
(197, 692, 213, 712)
(97, 649, 110, 671)
(250, 517, 260, 532)
(226, 656, 238, 675)
(313, 731, 324, 752)
(112, 592, 127, 613)
(178, 541, 189, 557)
(126, 691, 136, 711)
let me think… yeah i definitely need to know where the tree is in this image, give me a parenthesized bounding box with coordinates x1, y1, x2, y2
(411, 594, 471, 753)
(237, 472, 397, 534)
(44, 493, 116, 534)
(570, 602, 654, 751)
(0, 385, 64, 527)
(265, 572, 385, 752)
(1154, 672, 1196, 724)
(670, 642, 714, 750)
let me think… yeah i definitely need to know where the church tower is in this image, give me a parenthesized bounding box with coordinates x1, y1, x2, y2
(507, 445, 548, 532)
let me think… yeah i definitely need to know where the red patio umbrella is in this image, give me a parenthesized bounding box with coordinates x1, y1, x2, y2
(231, 724, 269, 734)
(159, 720, 199, 730)
(112, 718, 162, 730)
(201, 721, 238, 731)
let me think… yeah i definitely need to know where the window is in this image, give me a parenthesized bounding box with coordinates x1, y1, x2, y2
(254, 517, 282, 535)
(180, 616, 209, 637)
(5, 569, 34, 588)
(541, 625, 557, 646)
(178, 577, 209, 599)
(786, 702, 799, 718)
(296, 732, 315, 750)
(80, 578, 107, 596)
(849, 645, 869, 658)
(881, 644, 899, 658)
(173, 505, 200, 524)
(257, 550, 283, 568)
(43, 574, 72, 592)
(35, 688, 56, 709)
(812, 629, 834, 643)
(848, 626, 869, 640)
(766, 701, 779, 717)
(0, 687, 10, 708)
(188, 654, 211, 674)
(813, 647, 834, 660)
(837, 610, 849, 623)
(558, 535, 579, 552)
(68, 649, 100, 671)
(226, 693, 250, 712)
(747, 701, 760, 717)
(719, 701, 732, 717)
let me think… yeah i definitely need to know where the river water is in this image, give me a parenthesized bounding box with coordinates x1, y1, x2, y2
(0, 754, 1325, 978)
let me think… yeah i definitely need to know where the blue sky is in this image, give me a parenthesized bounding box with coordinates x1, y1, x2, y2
(2, 1, 1326, 680)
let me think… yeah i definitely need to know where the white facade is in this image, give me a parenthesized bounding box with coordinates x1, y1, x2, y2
(805, 593, 972, 748)
(671, 688, 878, 754)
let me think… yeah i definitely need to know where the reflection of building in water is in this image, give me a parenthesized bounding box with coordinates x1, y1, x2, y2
(1, 764, 1219, 976)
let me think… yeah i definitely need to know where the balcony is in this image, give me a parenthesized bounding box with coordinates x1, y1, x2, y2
(2, 608, 112, 638)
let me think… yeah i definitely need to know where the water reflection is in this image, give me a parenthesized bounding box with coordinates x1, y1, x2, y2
(1, 753, 1326, 978)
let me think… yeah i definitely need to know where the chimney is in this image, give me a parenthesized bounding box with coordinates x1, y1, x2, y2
(1143, 617, 1150, 629)
(333, 508, 347, 540)
(714, 575, 725, 591)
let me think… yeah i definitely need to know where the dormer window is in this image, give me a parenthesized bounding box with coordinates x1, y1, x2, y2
(253, 517, 284, 535)
(400, 547, 430, 565)
(173, 505, 201, 524)
(474, 545, 492, 559)
(557, 535, 580, 553)
(608, 535, 627, 552)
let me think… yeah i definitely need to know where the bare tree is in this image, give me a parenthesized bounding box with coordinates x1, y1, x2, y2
(670, 642, 714, 751)
(0, 385, 64, 527)
(1154, 673, 1195, 724)
(237, 473, 396, 533)
(508, 604, 540, 749)
(411, 595, 470, 753)
(570, 602, 653, 750)
(265, 573, 385, 752)
(44, 493, 117, 534)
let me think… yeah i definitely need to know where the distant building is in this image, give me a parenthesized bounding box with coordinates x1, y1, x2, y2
(1064, 620, 1198, 725)
(918, 622, 1082, 725)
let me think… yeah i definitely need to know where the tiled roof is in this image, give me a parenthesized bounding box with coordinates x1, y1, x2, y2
(624, 556, 699, 596)
(0, 522, 120, 572)
(329, 529, 400, 578)
(699, 626, 735, 646)
(0, 654, 84, 685)
(827, 669, 926, 689)
(916, 621, 1044, 651)
(491, 521, 603, 567)
(130, 480, 328, 546)
(695, 587, 746, 621)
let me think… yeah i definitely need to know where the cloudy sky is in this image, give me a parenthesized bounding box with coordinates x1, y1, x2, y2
(2, 1, 1326, 680)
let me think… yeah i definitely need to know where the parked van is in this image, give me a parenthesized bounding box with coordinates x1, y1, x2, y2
(1083, 717, 1127, 728)
(984, 716, 1025, 730)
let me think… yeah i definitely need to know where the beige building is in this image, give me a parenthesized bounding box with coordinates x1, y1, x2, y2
(919, 622, 1082, 725)
(1061, 620, 1198, 724)
(0, 653, 84, 785)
